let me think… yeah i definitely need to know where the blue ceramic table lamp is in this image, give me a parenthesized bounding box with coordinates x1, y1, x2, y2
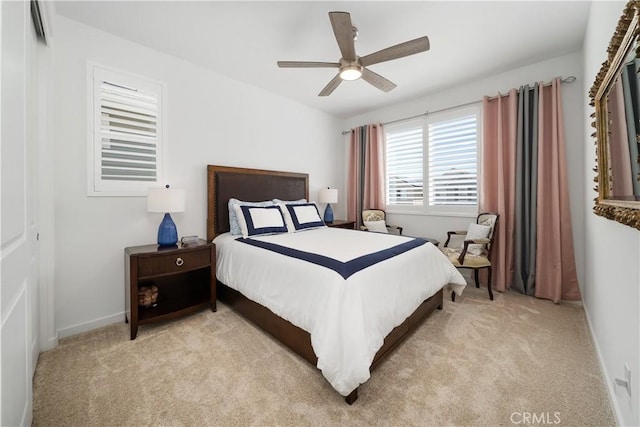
(147, 185, 186, 247)
(318, 187, 338, 224)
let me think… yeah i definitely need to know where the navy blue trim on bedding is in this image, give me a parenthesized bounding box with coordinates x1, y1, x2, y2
(236, 236, 427, 279)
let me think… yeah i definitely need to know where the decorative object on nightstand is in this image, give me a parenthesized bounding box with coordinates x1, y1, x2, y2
(180, 235, 200, 245)
(147, 185, 186, 247)
(318, 187, 338, 223)
(137, 285, 158, 307)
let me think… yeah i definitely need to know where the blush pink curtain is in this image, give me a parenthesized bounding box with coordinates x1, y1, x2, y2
(480, 90, 518, 292)
(347, 124, 385, 228)
(534, 79, 581, 302)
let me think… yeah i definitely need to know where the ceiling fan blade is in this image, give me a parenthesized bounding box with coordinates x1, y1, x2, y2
(277, 61, 340, 68)
(318, 73, 343, 96)
(329, 11, 356, 61)
(362, 68, 397, 93)
(360, 36, 430, 67)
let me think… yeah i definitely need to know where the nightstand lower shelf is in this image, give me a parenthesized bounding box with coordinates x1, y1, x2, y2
(137, 272, 211, 322)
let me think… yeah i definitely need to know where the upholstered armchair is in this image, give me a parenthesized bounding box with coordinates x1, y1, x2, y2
(441, 212, 499, 301)
(361, 209, 403, 235)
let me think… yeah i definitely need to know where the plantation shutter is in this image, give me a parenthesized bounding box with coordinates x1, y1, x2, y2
(90, 65, 164, 195)
(385, 121, 424, 206)
(99, 82, 158, 182)
(427, 114, 478, 205)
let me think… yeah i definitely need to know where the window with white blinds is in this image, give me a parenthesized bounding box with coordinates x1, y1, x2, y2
(89, 65, 165, 196)
(384, 104, 480, 214)
(428, 113, 478, 206)
(385, 120, 424, 206)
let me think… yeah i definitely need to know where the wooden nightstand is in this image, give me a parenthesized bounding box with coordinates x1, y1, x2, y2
(326, 220, 356, 230)
(125, 239, 216, 339)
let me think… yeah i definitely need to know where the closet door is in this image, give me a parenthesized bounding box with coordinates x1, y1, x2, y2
(1, 0, 39, 424)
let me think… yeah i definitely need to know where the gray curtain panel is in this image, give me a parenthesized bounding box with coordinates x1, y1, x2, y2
(357, 125, 367, 226)
(621, 60, 640, 196)
(513, 83, 539, 296)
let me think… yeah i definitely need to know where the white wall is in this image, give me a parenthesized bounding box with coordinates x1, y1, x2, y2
(52, 16, 344, 337)
(583, 2, 640, 425)
(344, 53, 585, 287)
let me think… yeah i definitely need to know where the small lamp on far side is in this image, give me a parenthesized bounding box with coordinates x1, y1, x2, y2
(147, 185, 186, 247)
(318, 187, 338, 224)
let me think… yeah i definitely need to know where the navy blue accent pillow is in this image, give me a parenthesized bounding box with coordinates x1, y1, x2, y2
(238, 205, 288, 236)
(286, 203, 325, 231)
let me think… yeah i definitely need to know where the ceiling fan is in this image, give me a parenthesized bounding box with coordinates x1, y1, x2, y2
(277, 11, 430, 96)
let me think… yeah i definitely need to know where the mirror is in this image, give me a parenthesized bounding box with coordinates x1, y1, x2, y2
(591, 0, 640, 230)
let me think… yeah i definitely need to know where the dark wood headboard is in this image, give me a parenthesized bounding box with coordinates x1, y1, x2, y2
(207, 165, 309, 241)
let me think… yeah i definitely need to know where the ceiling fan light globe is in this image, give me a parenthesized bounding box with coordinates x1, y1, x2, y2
(340, 65, 362, 81)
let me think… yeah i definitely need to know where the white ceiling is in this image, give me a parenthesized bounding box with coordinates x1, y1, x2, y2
(54, 1, 591, 118)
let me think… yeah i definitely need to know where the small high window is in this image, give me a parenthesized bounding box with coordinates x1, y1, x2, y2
(88, 65, 165, 196)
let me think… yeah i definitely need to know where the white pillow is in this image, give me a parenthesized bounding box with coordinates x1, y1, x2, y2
(228, 198, 273, 235)
(285, 203, 325, 231)
(233, 204, 288, 237)
(272, 198, 307, 205)
(364, 220, 388, 233)
(465, 223, 491, 255)
(276, 200, 308, 232)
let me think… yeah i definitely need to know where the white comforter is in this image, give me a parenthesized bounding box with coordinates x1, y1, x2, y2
(214, 227, 466, 396)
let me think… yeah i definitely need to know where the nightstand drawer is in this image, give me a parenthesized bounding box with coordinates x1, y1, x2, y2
(137, 249, 211, 277)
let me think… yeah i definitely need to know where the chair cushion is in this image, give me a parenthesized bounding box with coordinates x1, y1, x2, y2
(442, 247, 492, 268)
(364, 220, 388, 233)
(466, 223, 491, 255)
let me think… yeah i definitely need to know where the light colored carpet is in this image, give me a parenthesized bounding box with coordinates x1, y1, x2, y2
(33, 286, 615, 426)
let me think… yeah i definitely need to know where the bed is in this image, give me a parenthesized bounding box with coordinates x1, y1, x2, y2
(206, 165, 466, 404)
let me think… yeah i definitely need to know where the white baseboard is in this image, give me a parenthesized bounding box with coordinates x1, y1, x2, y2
(41, 333, 58, 351)
(57, 311, 124, 339)
(582, 303, 623, 426)
(31, 336, 39, 376)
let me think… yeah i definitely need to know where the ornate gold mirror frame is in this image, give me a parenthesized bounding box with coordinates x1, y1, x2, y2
(590, 0, 640, 230)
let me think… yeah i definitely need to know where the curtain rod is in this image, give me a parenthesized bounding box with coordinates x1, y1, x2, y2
(340, 75, 577, 135)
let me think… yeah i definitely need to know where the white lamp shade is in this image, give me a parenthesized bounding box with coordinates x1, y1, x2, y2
(318, 188, 338, 204)
(147, 187, 186, 213)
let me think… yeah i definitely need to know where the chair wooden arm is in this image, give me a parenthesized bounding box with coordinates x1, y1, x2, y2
(386, 224, 403, 235)
(457, 238, 491, 264)
(465, 238, 490, 245)
(448, 230, 468, 235)
(444, 230, 468, 247)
